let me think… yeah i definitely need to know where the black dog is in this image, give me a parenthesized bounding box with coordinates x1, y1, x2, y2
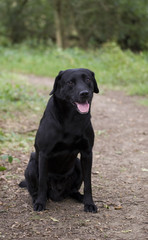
(19, 68, 99, 213)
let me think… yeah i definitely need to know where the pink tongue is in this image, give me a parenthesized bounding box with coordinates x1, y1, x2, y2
(75, 102, 90, 114)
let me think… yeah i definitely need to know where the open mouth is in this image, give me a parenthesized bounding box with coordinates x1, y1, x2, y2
(74, 101, 90, 114)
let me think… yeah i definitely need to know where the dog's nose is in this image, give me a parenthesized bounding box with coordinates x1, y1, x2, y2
(79, 90, 89, 97)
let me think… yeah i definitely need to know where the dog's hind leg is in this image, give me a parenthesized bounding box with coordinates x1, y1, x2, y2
(70, 192, 84, 203)
(70, 158, 84, 203)
(25, 152, 38, 203)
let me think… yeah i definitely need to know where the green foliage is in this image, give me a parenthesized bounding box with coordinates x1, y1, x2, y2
(0, 0, 54, 44)
(0, 129, 5, 143)
(0, 154, 14, 171)
(0, 166, 7, 171)
(0, 71, 46, 113)
(0, 153, 21, 171)
(0, 70, 46, 159)
(0, 0, 148, 50)
(1, 154, 13, 163)
(0, 69, 47, 170)
(0, 128, 35, 153)
(117, 0, 148, 50)
(0, 44, 148, 96)
(138, 98, 148, 107)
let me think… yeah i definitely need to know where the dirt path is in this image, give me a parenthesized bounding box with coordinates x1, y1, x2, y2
(0, 76, 148, 240)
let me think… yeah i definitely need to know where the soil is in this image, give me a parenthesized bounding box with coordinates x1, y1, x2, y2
(0, 75, 148, 240)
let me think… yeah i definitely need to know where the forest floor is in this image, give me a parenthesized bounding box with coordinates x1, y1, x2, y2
(0, 75, 148, 240)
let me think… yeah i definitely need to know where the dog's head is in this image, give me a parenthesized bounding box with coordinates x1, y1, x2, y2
(50, 68, 99, 114)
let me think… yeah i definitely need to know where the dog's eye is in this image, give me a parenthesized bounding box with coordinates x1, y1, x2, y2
(67, 81, 73, 86)
(86, 79, 91, 83)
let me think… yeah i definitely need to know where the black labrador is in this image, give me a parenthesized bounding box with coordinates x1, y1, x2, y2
(19, 68, 99, 213)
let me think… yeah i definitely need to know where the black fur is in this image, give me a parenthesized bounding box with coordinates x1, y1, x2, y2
(19, 68, 99, 213)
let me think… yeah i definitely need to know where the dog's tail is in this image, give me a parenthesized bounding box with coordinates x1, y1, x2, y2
(19, 180, 27, 188)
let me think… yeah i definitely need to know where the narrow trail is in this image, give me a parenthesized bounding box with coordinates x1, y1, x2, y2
(0, 75, 148, 240)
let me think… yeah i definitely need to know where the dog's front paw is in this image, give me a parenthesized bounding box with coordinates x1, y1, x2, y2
(33, 201, 46, 211)
(84, 203, 97, 213)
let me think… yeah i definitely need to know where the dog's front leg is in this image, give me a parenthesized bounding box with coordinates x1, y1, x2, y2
(33, 152, 48, 211)
(81, 151, 97, 213)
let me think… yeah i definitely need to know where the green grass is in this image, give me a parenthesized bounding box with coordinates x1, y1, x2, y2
(0, 71, 47, 157)
(0, 126, 36, 170)
(0, 71, 46, 114)
(0, 42, 148, 96)
(0, 128, 35, 153)
(138, 98, 148, 106)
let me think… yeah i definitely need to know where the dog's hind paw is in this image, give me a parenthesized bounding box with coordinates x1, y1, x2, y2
(84, 203, 98, 213)
(33, 202, 46, 211)
(70, 192, 84, 203)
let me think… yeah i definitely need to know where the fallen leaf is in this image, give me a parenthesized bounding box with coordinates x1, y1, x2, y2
(30, 215, 41, 220)
(142, 168, 148, 172)
(114, 205, 122, 210)
(121, 229, 132, 233)
(92, 171, 99, 175)
(50, 217, 59, 222)
(97, 130, 106, 136)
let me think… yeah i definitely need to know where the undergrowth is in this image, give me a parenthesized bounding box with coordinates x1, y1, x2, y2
(0, 42, 147, 96)
(0, 72, 46, 165)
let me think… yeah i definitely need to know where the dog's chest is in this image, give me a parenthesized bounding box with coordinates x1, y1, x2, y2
(49, 133, 88, 174)
(53, 132, 88, 153)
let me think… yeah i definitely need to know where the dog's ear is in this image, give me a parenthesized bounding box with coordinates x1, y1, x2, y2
(50, 71, 64, 95)
(91, 71, 99, 93)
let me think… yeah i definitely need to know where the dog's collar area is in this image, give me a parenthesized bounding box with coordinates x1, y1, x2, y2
(74, 101, 90, 114)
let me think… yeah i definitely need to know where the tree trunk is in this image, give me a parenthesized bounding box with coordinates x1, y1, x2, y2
(53, 0, 63, 48)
